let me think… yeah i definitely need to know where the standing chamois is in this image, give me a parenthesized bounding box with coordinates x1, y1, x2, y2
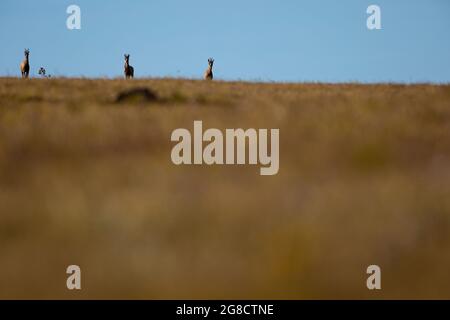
(20, 49, 30, 78)
(204, 58, 214, 80)
(124, 54, 134, 79)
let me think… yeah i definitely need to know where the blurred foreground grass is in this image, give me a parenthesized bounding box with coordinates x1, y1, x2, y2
(0, 77, 450, 299)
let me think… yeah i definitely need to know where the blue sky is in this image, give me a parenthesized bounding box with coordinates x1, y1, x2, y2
(1, 0, 449, 82)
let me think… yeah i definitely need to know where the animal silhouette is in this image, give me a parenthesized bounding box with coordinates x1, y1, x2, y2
(124, 54, 134, 79)
(20, 49, 30, 78)
(204, 58, 214, 80)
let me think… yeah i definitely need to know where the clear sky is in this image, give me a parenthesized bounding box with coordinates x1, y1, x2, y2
(1, 0, 449, 82)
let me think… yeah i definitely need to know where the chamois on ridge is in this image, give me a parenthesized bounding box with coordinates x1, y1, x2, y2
(20, 49, 30, 78)
(204, 58, 214, 80)
(124, 54, 134, 79)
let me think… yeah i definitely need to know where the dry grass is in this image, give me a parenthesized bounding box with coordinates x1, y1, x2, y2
(0, 77, 450, 299)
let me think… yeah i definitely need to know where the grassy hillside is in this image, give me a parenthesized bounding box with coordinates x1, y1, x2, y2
(1, 77, 450, 299)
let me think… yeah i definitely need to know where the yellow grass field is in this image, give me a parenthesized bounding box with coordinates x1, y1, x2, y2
(0, 77, 449, 299)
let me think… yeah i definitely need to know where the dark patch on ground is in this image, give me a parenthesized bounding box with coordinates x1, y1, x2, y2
(115, 87, 159, 104)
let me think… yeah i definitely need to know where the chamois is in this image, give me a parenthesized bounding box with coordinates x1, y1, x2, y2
(20, 49, 30, 78)
(204, 58, 214, 80)
(124, 54, 134, 79)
